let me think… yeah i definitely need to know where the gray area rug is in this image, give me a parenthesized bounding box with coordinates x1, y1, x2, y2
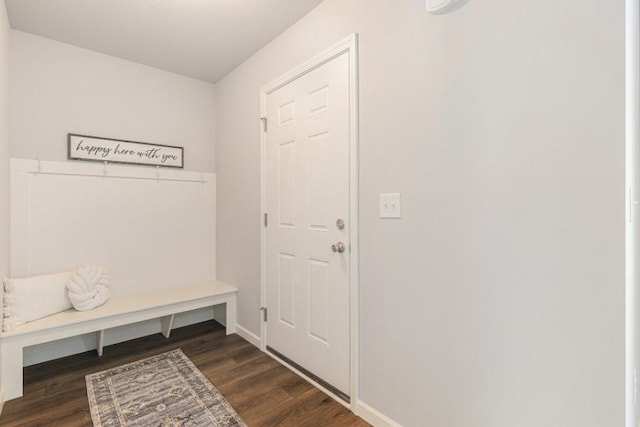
(86, 349, 247, 427)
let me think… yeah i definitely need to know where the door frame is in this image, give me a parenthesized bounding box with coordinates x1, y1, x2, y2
(626, 1, 639, 426)
(259, 33, 360, 411)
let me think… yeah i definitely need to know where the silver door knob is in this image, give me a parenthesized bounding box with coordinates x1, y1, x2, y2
(331, 242, 346, 253)
(336, 218, 345, 230)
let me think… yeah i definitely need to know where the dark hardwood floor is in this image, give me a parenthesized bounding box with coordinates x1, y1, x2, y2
(0, 320, 369, 427)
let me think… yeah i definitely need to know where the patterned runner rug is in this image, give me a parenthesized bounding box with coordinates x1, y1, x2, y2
(86, 348, 246, 427)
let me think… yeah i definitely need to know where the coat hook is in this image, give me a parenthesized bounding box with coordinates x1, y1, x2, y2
(103, 161, 108, 177)
(36, 159, 42, 175)
(156, 165, 160, 182)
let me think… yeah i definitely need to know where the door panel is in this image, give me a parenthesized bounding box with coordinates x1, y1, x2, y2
(266, 51, 350, 395)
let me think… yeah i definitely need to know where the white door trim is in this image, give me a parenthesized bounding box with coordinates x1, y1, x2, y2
(626, 1, 639, 426)
(259, 33, 359, 412)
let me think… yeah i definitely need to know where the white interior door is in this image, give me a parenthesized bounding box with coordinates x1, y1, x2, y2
(265, 51, 351, 397)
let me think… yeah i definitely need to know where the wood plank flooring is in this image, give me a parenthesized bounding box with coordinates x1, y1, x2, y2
(0, 320, 369, 427)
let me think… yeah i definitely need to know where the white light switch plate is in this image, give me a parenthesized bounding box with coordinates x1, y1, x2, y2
(379, 193, 401, 219)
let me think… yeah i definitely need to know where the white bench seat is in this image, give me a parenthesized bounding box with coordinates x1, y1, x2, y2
(1, 281, 237, 401)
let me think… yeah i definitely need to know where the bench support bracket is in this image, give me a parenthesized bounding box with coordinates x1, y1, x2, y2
(161, 315, 175, 338)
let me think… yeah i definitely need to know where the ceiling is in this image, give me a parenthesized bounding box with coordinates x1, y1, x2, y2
(4, 0, 324, 83)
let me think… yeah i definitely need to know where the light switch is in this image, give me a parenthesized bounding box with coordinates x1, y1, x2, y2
(379, 193, 401, 219)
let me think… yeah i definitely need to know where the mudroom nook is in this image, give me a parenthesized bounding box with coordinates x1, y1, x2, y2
(0, 0, 629, 426)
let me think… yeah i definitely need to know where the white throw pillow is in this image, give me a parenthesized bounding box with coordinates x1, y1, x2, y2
(3, 270, 75, 332)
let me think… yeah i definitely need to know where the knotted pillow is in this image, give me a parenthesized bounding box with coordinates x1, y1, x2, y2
(66, 265, 111, 311)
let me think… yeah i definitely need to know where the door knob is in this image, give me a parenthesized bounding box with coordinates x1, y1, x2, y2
(331, 242, 346, 253)
(336, 218, 345, 230)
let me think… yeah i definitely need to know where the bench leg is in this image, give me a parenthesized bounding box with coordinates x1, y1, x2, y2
(226, 297, 236, 335)
(161, 315, 175, 338)
(1, 345, 24, 401)
(96, 330, 105, 356)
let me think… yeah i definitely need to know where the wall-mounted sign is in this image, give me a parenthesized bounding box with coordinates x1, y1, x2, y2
(68, 134, 184, 168)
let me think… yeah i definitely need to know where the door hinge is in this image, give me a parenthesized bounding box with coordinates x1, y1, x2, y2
(260, 117, 267, 132)
(264, 212, 268, 227)
(260, 307, 268, 322)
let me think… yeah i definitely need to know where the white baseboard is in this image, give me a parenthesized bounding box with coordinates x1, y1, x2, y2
(234, 323, 260, 347)
(357, 401, 403, 427)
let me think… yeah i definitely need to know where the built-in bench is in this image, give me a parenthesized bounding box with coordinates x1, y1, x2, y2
(0, 281, 237, 401)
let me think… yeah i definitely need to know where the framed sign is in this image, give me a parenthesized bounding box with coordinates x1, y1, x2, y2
(68, 134, 184, 168)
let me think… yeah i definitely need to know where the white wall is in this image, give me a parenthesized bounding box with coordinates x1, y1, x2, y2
(10, 30, 216, 172)
(215, 1, 625, 426)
